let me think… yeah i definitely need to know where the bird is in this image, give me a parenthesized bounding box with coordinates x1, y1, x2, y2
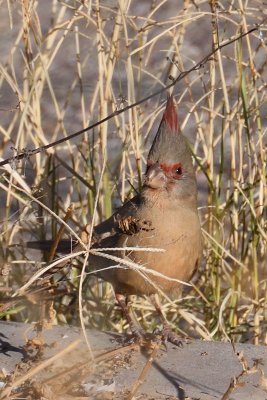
(27, 95, 203, 345)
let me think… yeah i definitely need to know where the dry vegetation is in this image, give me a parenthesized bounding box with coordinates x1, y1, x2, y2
(0, 0, 266, 348)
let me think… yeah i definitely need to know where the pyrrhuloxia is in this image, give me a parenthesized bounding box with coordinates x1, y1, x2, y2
(28, 96, 203, 345)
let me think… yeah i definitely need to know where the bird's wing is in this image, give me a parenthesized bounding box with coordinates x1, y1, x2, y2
(94, 194, 141, 236)
(26, 194, 142, 253)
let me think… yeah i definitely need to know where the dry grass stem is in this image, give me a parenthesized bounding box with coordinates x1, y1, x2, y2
(0, 0, 266, 347)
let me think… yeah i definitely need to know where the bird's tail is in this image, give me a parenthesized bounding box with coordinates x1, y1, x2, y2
(26, 239, 78, 253)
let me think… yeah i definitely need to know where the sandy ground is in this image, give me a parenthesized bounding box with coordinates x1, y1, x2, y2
(1, 321, 267, 399)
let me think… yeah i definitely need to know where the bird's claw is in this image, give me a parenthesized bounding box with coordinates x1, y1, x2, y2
(125, 324, 162, 348)
(129, 327, 185, 349)
(162, 331, 184, 347)
(153, 326, 185, 348)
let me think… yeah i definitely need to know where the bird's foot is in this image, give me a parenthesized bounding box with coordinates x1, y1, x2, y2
(129, 326, 181, 349)
(153, 325, 189, 348)
(125, 326, 187, 350)
(162, 330, 183, 347)
(128, 325, 157, 346)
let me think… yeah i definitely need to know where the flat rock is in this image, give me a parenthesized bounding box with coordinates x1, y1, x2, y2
(0, 321, 267, 399)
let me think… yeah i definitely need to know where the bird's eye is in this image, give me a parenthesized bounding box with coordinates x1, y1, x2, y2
(175, 167, 182, 175)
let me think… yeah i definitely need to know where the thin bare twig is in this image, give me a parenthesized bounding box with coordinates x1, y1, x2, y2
(0, 25, 259, 168)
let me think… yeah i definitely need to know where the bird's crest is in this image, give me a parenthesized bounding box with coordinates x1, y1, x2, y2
(163, 95, 179, 133)
(146, 94, 188, 166)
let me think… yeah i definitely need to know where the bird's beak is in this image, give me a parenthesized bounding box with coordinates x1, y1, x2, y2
(144, 163, 166, 189)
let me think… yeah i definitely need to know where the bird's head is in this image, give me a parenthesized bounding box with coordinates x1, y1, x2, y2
(144, 95, 197, 204)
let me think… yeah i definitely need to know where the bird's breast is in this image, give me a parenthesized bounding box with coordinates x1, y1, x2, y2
(114, 204, 202, 296)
